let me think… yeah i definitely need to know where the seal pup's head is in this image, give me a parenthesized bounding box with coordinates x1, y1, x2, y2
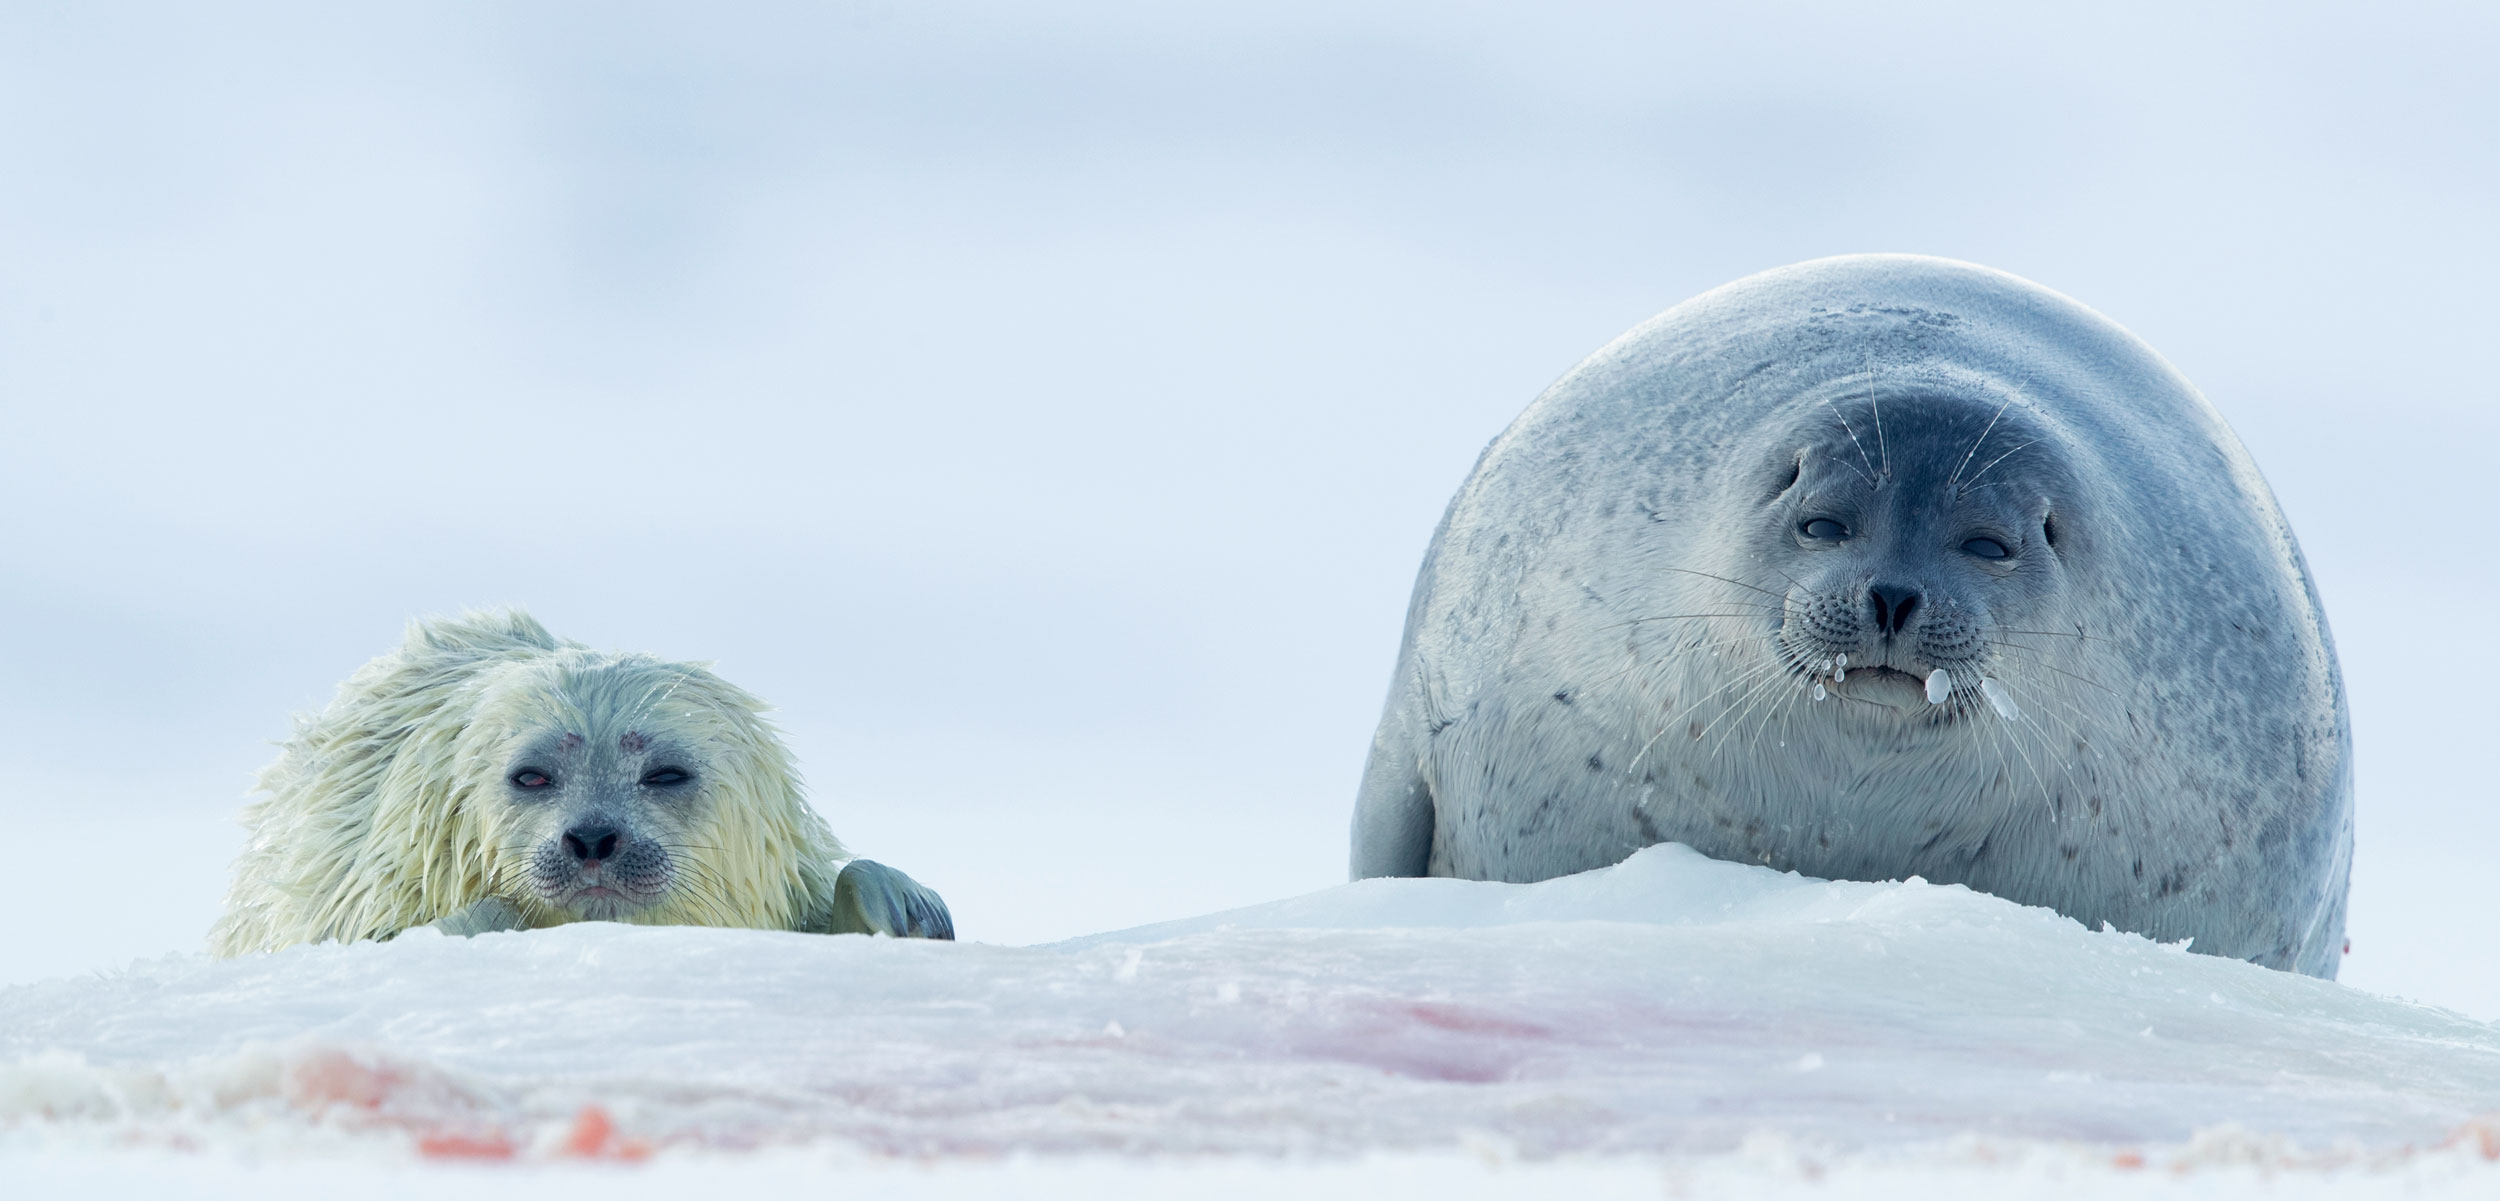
(456, 651, 820, 928)
(209, 611, 844, 954)
(1751, 374, 2083, 721)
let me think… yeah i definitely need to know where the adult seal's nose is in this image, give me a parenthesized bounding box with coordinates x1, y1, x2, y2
(563, 825, 621, 864)
(1868, 583, 1922, 637)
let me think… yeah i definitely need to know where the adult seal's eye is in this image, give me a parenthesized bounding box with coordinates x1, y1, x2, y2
(511, 769, 553, 789)
(1962, 537, 2010, 560)
(642, 767, 690, 787)
(1802, 518, 1849, 540)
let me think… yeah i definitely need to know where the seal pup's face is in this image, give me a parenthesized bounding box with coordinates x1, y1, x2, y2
(1760, 390, 2074, 719)
(496, 723, 711, 922)
(455, 655, 812, 930)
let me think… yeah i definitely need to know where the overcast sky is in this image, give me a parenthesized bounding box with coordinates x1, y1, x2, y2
(3, 2, 2494, 1014)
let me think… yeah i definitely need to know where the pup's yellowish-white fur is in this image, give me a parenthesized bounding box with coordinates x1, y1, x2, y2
(212, 611, 940, 955)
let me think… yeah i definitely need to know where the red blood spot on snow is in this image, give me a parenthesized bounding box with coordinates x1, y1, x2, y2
(2471, 1121, 2500, 1161)
(2435, 1116, 2500, 1161)
(2110, 1151, 2146, 1170)
(561, 1105, 651, 1162)
(563, 1105, 613, 1156)
(418, 1132, 516, 1160)
(282, 1048, 402, 1110)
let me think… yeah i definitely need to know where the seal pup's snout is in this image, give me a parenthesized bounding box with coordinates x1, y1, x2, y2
(562, 823, 621, 865)
(527, 813, 676, 921)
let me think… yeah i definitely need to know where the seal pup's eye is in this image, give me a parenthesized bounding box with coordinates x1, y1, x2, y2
(1801, 518, 1849, 540)
(511, 769, 554, 789)
(641, 767, 691, 788)
(1962, 537, 2010, 560)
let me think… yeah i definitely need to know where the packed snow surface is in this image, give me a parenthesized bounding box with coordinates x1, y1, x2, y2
(6, 844, 2499, 1195)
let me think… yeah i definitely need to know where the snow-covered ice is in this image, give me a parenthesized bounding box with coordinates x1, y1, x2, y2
(6, 843, 2498, 1196)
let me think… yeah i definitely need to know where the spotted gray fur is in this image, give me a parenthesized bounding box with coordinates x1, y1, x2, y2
(1350, 255, 2352, 977)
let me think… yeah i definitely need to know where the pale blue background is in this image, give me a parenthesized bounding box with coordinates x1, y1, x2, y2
(3, 2, 2493, 1015)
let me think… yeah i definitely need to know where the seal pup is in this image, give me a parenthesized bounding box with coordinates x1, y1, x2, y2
(212, 610, 952, 954)
(1351, 255, 2351, 977)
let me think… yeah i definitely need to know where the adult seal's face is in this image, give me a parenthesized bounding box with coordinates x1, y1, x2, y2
(1760, 389, 2077, 718)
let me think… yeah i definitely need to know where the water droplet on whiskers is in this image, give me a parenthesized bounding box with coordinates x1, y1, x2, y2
(1924, 668, 1953, 705)
(1812, 682, 1827, 702)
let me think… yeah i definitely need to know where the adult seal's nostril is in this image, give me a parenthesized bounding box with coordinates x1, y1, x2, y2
(1868, 584, 1922, 636)
(563, 825, 621, 864)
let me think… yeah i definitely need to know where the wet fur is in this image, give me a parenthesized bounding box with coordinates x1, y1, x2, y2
(212, 611, 850, 954)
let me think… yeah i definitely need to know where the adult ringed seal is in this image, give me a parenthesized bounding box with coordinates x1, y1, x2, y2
(1351, 255, 2351, 977)
(213, 610, 952, 954)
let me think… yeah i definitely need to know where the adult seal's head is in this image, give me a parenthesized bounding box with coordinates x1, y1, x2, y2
(1351, 255, 2351, 978)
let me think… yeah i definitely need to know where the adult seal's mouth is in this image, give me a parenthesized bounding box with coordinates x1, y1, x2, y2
(1830, 664, 1927, 706)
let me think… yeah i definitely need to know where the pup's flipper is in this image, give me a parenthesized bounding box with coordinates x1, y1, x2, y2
(826, 860, 955, 940)
(430, 897, 528, 938)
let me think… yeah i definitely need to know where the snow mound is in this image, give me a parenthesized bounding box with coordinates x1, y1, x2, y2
(5, 844, 2498, 1186)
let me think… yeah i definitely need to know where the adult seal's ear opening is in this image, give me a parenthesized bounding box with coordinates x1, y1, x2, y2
(1350, 254, 2351, 978)
(210, 609, 957, 954)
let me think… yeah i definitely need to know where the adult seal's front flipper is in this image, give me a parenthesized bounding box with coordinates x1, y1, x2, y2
(823, 860, 955, 940)
(430, 897, 528, 938)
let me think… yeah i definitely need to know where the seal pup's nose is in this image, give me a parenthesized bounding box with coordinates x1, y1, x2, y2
(563, 825, 621, 864)
(1868, 583, 1922, 637)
